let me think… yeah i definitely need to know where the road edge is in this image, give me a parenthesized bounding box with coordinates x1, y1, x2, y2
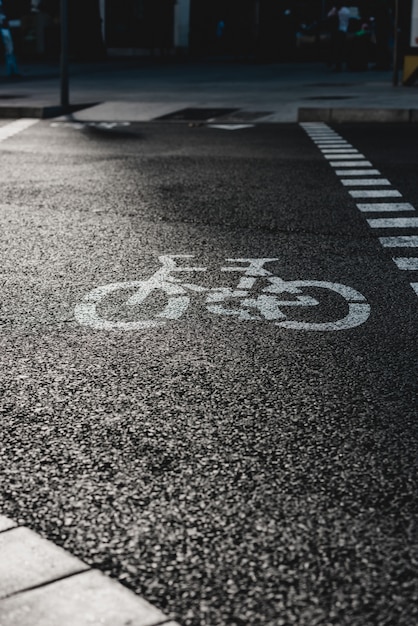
(298, 107, 418, 123)
(0, 514, 180, 626)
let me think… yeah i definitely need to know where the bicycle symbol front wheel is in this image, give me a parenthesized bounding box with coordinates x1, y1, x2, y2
(206, 280, 370, 331)
(267, 280, 370, 331)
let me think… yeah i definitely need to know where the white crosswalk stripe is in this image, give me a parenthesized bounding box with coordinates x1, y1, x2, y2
(393, 258, 418, 270)
(324, 153, 364, 160)
(349, 190, 402, 198)
(337, 170, 381, 176)
(330, 161, 372, 167)
(379, 236, 418, 247)
(341, 179, 390, 186)
(367, 218, 418, 228)
(301, 122, 418, 299)
(357, 203, 415, 212)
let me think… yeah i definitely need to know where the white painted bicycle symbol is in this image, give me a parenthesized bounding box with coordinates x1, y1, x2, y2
(74, 255, 370, 331)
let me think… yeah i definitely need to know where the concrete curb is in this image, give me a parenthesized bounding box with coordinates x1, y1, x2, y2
(0, 103, 100, 119)
(1, 103, 418, 124)
(0, 515, 180, 626)
(298, 107, 418, 123)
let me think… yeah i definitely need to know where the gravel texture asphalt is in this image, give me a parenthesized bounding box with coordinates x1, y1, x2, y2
(0, 121, 417, 626)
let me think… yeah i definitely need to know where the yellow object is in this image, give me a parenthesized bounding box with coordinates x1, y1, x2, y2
(403, 55, 418, 86)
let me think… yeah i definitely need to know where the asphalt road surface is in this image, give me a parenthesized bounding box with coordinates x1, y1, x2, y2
(0, 119, 417, 626)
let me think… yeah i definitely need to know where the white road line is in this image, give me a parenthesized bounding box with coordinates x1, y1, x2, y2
(337, 169, 381, 176)
(324, 154, 364, 160)
(340, 179, 391, 186)
(393, 257, 418, 270)
(330, 161, 372, 166)
(349, 189, 402, 198)
(379, 236, 418, 247)
(0, 118, 38, 142)
(314, 139, 353, 148)
(302, 122, 418, 300)
(208, 124, 255, 130)
(306, 130, 339, 134)
(311, 137, 342, 140)
(318, 145, 354, 149)
(367, 217, 418, 228)
(320, 146, 356, 150)
(357, 202, 415, 212)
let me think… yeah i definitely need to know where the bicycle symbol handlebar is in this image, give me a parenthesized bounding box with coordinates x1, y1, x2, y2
(74, 255, 371, 332)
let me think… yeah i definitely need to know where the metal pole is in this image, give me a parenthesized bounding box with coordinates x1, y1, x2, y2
(392, 0, 400, 86)
(60, 0, 69, 107)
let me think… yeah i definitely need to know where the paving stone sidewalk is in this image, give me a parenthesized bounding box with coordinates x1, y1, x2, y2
(0, 515, 179, 626)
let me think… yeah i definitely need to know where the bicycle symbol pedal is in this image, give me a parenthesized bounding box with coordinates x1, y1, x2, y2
(74, 255, 370, 332)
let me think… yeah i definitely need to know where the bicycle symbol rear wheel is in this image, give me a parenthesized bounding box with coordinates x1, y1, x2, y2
(74, 280, 190, 330)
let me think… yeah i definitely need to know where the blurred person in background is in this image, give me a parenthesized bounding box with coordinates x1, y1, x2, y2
(0, 0, 21, 77)
(328, 1, 351, 71)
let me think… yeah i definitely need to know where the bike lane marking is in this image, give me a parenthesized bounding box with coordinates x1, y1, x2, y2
(301, 122, 418, 300)
(74, 256, 371, 332)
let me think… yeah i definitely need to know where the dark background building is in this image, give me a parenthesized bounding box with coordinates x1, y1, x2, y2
(105, 0, 176, 52)
(1, 0, 416, 68)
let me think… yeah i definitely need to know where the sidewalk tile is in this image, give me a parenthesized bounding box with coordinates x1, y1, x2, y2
(0, 516, 17, 532)
(0, 527, 87, 599)
(0, 569, 174, 626)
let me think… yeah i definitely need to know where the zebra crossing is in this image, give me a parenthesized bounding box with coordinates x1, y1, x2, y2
(301, 122, 418, 300)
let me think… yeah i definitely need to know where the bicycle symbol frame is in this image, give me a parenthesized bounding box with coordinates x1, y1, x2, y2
(74, 255, 371, 332)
